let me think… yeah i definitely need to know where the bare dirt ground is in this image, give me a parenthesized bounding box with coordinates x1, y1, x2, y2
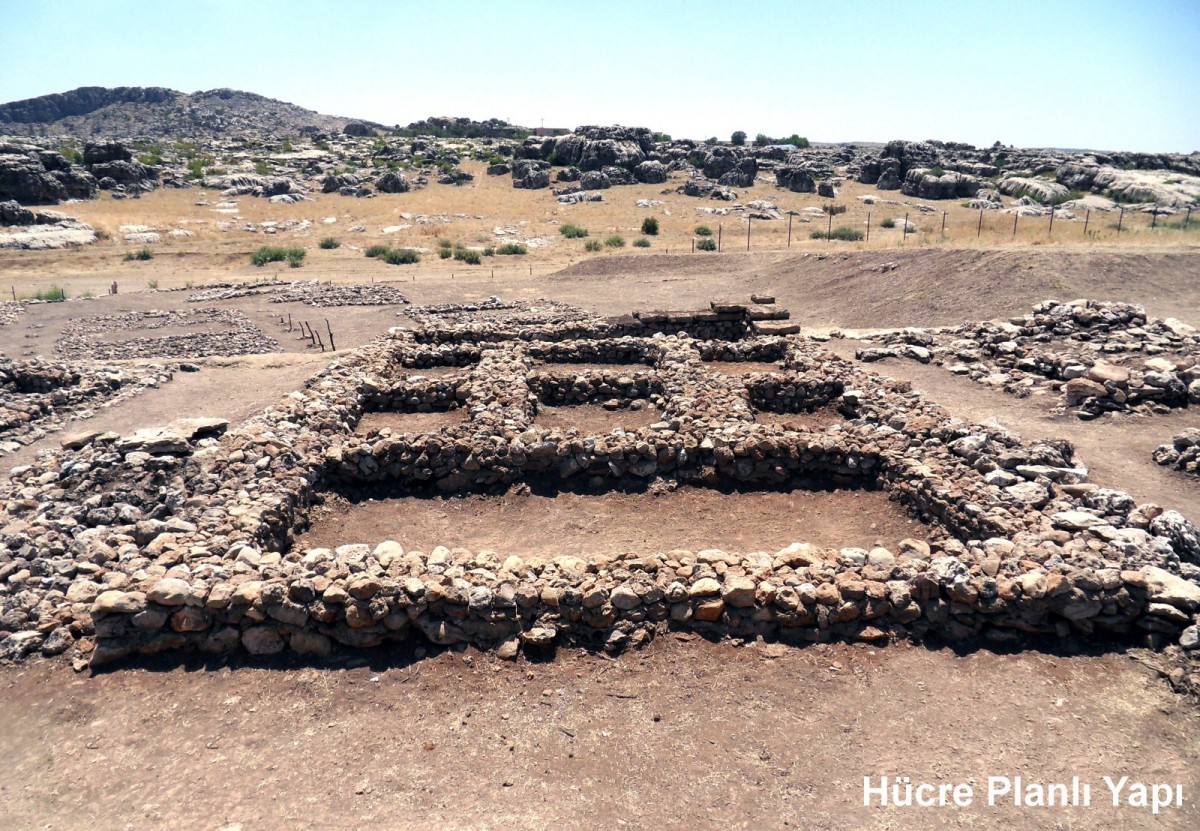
(533, 402, 662, 433)
(2, 640, 1197, 831)
(297, 486, 922, 561)
(355, 409, 469, 435)
(3, 224, 1200, 827)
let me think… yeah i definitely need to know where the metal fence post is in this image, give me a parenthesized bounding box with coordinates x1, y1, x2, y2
(977, 208, 984, 237)
(1083, 210, 1090, 236)
(787, 213, 792, 248)
(1012, 211, 1018, 238)
(902, 212, 909, 243)
(1048, 203, 1054, 236)
(865, 212, 871, 243)
(826, 211, 833, 241)
(1117, 207, 1124, 235)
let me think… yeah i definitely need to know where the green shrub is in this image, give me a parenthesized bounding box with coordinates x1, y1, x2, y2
(483, 246, 496, 256)
(584, 239, 602, 252)
(383, 248, 420, 265)
(822, 204, 847, 215)
(146, 279, 159, 289)
(641, 217, 659, 235)
(560, 224, 589, 239)
(364, 244, 391, 258)
(632, 238, 651, 248)
(438, 248, 453, 259)
(123, 247, 154, 261)
(452, 245, 481, 264)
(318, 237, 341, 250)
(928, 166, 945, 177)
(437, 238, 453, 248)
(783, 134, 810, 148)
(694, 225, 713, 237)
(696, 237, 717, 251)
(754, 133, 770, 147)
(812, 227, 864, 241)
(731, 131, 746, 146)
(604, 235, 626, 248)
(251, 246, 305, 267)
(880, 218, 896, 229)
(497, 242, 527, 255)
(30, 285, 66, 301)
(254, 160, 269, 175)
(281, 139, 294, 152)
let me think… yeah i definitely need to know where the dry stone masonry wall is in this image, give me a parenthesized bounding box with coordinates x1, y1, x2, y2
(0, 304, 1197, 693)
(55, 309, 281, 360)
(862, 300, 1200, 419)
(0, 357, 173, 456)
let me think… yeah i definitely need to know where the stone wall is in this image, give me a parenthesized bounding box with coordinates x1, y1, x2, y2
(1, 312, 1198, 675)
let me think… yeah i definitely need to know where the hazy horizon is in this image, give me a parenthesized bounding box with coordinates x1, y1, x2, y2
(2, 0, 1198, 154)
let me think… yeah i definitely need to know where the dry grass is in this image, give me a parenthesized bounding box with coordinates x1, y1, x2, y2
(0, 160, 1196, 297)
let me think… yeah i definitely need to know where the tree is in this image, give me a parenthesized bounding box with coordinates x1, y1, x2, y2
(784, 134, 810, 148)
(731, 130, 746, 146)
(704, 136, 719, 146)
(754, 133, 770, 147)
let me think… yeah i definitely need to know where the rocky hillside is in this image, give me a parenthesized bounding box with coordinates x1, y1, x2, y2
(0, 86, 386, 139)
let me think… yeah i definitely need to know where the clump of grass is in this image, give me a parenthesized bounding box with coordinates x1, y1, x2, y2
(146, 279, 159, 289)
(822, 204, 847, 215)
(880, 218, 896, 229)
(560, 224, 589, 239)
(29, 286, 67, 301)
(584, 239, 602, 252)
(641, 217, 659, 235)
(483, 245, 496, 256)
(694, 225, 713, 236)
(604, 235, 626, 248)
(382, 248, 420, 265)
(811, 227, 864, 241)
(632, 238, 651, 248)
(696, 237, 717, 251)
(364, 244, 391, 258)
(251, 246, 305, 267)
(496, 242, 527, 255)
(318, 237, 341, 250)
(927, 166, 945, 177)
(452, 244, 481, 265)
(123, 247, 154, 261)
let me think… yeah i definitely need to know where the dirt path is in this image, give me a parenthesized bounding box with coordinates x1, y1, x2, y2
(1, 641, 1196, 831)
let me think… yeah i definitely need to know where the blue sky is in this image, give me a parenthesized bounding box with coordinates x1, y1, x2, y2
(2, 0, 1198, 151)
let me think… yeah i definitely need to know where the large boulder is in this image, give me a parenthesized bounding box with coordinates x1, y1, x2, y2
(374, 171, 410, 193)
(901, 168, 982, 199)
(0, 149, 97, 204)
(90, 159, 158, 191)
(700, 147, 757, 187)
(1056, 160, 1099, 190)
(580, 170, 610, 190)
(512, 159, 550, 189)
(997, 176, 1070, 204)
(634, 160, 668, 184)
(0, 199, 35, 225)
(322, 172, 363, 193)
(776, 166, 815, 193)
(82, 141, 132, 165)
(876, 158, 903, 190)
(343, 122, 374, 137)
